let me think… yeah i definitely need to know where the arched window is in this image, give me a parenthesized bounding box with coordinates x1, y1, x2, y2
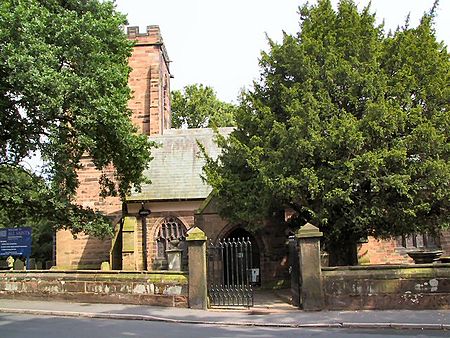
(153, 217, 188, 270)
(396, 233, 441, 251)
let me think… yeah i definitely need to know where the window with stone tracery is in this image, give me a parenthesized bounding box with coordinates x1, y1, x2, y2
(153, 217, 188, 270)
(396, 233, 441, 251)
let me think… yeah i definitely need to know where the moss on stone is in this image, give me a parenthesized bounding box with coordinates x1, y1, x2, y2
(186, 227, 207, 241)
(262, 279, 290, 290)
(295, 222, 323, 238)
(123, 216, 137, 231)
(146, 273, 188, 284)
(51, 264, 100, 270)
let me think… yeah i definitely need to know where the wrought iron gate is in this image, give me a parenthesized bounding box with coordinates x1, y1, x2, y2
(207, 237, 254, 307)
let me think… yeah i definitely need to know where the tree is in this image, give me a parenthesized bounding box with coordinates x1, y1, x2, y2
(202, 0, 450, 265)
(0, 0, 154, 237)
(171, 84, 236, 128)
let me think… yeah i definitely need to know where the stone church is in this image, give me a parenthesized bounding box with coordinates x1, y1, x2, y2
(55, 26, 450, 287)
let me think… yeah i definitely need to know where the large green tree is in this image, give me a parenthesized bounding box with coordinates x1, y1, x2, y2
(0, 0, 154, 237)
(203, 0, 450, 265)
(171, 84, 236, 128)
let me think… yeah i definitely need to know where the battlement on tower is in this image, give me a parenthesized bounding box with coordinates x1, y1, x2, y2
(127, 25, 162, 44)
(126, 25, 170, 70)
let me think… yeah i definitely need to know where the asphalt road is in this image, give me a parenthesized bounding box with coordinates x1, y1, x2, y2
(0, 313, 447, 338)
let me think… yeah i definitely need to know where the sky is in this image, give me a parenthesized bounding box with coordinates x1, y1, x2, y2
(115, 0, 450, 104)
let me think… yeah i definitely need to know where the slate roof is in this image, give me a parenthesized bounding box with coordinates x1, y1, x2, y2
(127, 127, 233, 201)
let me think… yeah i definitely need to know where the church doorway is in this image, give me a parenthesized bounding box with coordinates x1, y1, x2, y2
(223, 227, 261, 286)
(207, 227, 261, 307)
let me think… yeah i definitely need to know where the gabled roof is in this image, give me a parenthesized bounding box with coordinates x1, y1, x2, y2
(127, 127, 233, 201)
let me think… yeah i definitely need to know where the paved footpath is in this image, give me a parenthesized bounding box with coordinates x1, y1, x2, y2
(1, 299, 450, 330)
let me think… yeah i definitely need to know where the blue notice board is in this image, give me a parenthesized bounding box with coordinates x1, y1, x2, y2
(0, 227, 32, 257)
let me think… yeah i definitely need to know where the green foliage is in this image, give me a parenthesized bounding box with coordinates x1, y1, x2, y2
(203, 0, 450, 264)
(0, 0, 154, 237)
(0, 165, 112, 261)
(171, 84, 236, 128)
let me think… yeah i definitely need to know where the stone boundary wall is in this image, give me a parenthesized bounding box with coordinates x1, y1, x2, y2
(322, 264, 450, 310)
(0, 270, 188, 308)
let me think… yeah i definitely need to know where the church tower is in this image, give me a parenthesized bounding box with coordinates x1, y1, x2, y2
(127, 25, 172, 135)
(56, 26, 171, 269)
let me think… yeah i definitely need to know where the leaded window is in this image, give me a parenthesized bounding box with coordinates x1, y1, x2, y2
(396, 233, 440, 251)
(153, 217, 187, 270)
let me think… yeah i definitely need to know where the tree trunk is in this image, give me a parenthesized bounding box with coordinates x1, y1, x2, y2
(327, 239, 358, 266)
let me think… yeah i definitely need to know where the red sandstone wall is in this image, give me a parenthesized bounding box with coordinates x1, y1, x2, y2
(323, 265, 450, 310)
(358, 237, 412, 265)
(358, 231, 450, 265)
(56, 160, 121, 269)
(74, 160, 122, 215)
(56, 230, 112, 269)
(0, 271, 188, 307)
